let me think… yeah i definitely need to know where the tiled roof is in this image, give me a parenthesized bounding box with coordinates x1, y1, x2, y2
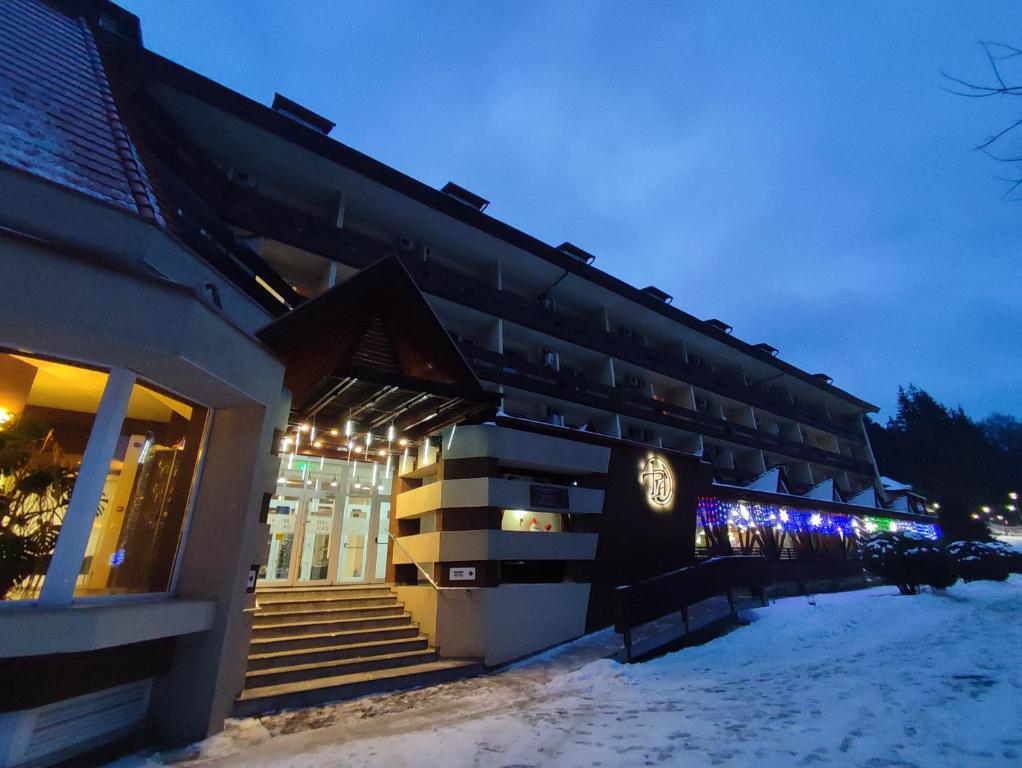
(0, 0, 159, 221)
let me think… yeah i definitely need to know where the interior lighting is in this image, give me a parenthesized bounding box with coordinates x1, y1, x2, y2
(345, 419, 354, 437)
(313, 440, 323, 448)
(377, 485, 384, 492)
(1010, 492, 1018, 501)
(0, 407, 12, 426)
(387, 424, 396, 442)
(399, 438, 409, 447)
(301, 423, 311, 433)
(378, 449, 386, 457)
(330, 480, 338, 487)
(354, 482, 362, 489)
(277, 476, 285, 484)
(330, 428, 339, 436)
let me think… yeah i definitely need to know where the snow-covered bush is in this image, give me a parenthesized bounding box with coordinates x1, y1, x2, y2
(947, 541, 1011, 583)
(863, 532, 958, 595)
(986, 541, 1022, 575)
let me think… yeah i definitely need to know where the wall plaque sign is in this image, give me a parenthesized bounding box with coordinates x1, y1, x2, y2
(449, 566, 476, 581)
(529, 484, 570, 509)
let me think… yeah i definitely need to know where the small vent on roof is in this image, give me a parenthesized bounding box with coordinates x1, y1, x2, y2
(705, 318, 733, 334)
(272, 94, 335, 135)
(556, 242, 596, 265)
(441, 182, 489, 211)
(754, 343, 779, 356)
(641, 286, 673, 304)
(813, 373, 834, 384)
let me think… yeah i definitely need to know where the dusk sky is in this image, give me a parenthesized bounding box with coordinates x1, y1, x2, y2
(120, 1, 1022, 421)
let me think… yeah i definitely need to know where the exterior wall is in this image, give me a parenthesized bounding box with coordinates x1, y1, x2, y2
(395, 583, 591, 667)
(390, 424, 608, 664)
(0, 231, 287, 756)
(391, 423, 716, 663)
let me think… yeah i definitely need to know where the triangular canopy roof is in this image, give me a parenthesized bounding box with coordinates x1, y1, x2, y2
(258, 257, 496, 437)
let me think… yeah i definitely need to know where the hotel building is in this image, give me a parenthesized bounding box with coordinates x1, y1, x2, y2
(0, 1, 939, 764)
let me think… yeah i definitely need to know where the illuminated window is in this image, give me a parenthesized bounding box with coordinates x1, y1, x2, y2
(75, 383, 207, 596)
(0, 353, 107, 600)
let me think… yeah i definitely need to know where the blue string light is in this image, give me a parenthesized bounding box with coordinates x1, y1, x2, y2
(696, 497, 941, 541)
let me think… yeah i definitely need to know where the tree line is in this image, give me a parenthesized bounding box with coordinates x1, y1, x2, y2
(865, 386, 1021, 538)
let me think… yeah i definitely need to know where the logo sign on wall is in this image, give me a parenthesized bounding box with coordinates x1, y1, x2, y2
(640, 455, 675, 509)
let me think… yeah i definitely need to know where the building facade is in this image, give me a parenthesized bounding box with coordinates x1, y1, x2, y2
(0, 2, 939, 765)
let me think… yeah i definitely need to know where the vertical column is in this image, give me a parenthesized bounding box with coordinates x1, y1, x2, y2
(39, 367, 135, 605)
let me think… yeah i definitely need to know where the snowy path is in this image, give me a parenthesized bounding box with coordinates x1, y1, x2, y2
(122, 578, 1022, 768)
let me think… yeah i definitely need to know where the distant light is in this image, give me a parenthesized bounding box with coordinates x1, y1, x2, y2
(313, 440, 323, 448)
(399, 438, 409, 447)
(301, 423, 311, 433)
(330, 428, 339, 436)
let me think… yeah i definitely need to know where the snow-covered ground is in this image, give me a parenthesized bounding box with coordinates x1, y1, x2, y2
(116, 578, 1022, 768)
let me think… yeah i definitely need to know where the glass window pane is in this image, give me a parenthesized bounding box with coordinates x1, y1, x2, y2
(75, 382, 207, 596)
(0, 352, 107, 600)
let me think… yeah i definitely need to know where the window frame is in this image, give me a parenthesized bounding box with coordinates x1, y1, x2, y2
(0, 353, 211, 607)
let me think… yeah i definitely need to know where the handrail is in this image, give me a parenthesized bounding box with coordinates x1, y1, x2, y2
(386, 530, 477, 591)
(612, 556, 862, 661)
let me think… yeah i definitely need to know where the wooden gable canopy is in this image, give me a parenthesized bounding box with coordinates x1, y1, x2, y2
(257, 257, 497, 439)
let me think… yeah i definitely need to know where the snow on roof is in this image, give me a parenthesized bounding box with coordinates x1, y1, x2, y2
(880, 475, 913, 492)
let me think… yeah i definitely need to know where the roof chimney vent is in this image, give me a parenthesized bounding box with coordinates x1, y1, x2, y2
(272, 93, 335, 135)
(556, 242, 596, 265)
(641, 286, 673, 304)
(441, 182, 489, 211)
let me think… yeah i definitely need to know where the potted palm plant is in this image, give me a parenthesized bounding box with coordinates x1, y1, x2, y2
(0, 417, 78, 599)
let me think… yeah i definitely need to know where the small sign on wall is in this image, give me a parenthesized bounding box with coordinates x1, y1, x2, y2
(530, 484, 570, 509)
(449, 566, 476, 581)
(247, 564, 260, 593)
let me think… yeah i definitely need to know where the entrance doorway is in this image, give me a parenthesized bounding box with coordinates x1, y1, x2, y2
(262, 455, 391, 586)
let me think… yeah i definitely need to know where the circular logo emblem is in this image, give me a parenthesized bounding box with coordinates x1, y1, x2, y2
(641, 456, 674, 508)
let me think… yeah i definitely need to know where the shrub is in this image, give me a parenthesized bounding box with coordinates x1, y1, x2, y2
(986, 541, 1022, 574)
(863, 532, 958, 594)
(947, 540, 1011, 583)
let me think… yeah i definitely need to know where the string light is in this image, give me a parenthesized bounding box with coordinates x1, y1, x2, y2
(695, 497, 941, 541)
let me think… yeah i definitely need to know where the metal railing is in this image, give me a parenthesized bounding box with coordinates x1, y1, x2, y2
(387, 530, 477, 591)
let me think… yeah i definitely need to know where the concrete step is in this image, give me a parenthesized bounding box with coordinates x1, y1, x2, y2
(252, 613, 412, 639)
(255, 593, 398, 613)
(253, 605, 405, 625)
(249, 624, 422, 654)
(245, 648, 439, 689)
(256, 585, 393, 602)
(247, 636, 430, 671)
(234, 660, 484, 718)
(256, 595, 399, 613)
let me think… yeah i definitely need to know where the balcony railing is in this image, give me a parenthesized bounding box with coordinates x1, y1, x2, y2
(458, 344, 874, 477)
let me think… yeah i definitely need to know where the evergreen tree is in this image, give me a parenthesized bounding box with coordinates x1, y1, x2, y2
(867, 386, 1020, 518)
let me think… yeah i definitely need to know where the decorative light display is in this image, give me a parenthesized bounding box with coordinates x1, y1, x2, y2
(860, 514, 941, 540)
(696, 497, 941, 541)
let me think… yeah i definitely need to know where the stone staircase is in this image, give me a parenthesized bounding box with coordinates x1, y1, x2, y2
(234, 584, 480, 717)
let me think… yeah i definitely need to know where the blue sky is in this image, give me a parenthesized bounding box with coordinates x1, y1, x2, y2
(120, 1, 1022, 421)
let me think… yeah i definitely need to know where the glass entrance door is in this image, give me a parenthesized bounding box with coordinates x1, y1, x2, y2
(296, 491, 336, 583)
(260, 454, 393, 586)
(338, 494, 371, 581)
(265, 496, 300, 583)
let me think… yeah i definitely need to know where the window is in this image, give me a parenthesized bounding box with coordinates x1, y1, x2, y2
(0, 353, 107, 600)
(75, 383, 207, 596)
(0, 351, 208, 603)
